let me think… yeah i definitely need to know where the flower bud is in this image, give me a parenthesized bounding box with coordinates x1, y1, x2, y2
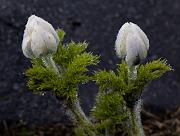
(115, 22, 149, 67)
(22, 15, 59, 58)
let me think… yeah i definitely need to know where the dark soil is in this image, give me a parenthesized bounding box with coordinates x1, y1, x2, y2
(0, 0, 180, 133)
(0, 107, 179, 136)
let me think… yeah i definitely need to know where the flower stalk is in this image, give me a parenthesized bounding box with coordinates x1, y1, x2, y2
(127, 66, 144, 136)
(42, 55, 60, 75)
(105, 126, 110, 136)
(127, 100, 144, 136)
(115, 22, 149, 136)
(43, 56, 96, 135)
(23, 16, 172, 136)
(70, 99, 90, 125)
(69, 99, 96, 136)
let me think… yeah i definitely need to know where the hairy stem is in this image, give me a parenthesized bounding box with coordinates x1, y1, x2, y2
(70, 99, 90, 124)
(42, 55, 60, 75)
(70, 99, 96, 136)
(127, 66, 145, 136)
(105, 126, 110, 136)
(128, 66, 137, 80)
(42, 55, 95, 135)
(128, 100, 144, 136)
(134, 100, 144, 136)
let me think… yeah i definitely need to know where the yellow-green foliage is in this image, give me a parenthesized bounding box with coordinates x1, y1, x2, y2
(94, 70, 125, 93)
(136, 59, 172, 89)
(92, 92, 127, 120)
(124, 59, 172, 106)
(92, 59, 172, 132)
(25, 29, 172, 136)
(26, 29, 99, 101)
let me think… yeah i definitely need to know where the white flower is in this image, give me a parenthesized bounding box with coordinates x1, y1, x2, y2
(22, 15, 59, 58)
(115, 22, 149, 67)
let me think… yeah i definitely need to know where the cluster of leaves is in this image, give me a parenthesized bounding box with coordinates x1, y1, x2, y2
(92, 60, 172, 133)
(25, 29, 172, 136)
(92, 92, 127, 121)
(26, 29, 99, 101)
(125, 59, 172, 106)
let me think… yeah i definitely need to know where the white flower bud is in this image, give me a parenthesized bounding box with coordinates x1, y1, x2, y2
(22, 15, 59, 58)
(115, 22, 149, 67)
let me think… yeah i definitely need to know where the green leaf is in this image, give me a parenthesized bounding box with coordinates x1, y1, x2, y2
(94, 70, 126, 94)
(92, 92, 127, 121)
(26, 64, 58, 94)
(53, 41, 91, 67)
(117, 61, 128, 85)
(136, 59, 172, 90)
(65, 52, 99, 84)
(56, 28, 65, 42)
(123, 59, 172, 107)
(26, 41, 99, 101)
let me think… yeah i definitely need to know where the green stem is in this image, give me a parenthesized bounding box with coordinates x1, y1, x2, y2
(105, 126, 110, 136)
(70, 99, 96, 136)
(70, 99, 90, 124)
(128, 100, 144, 136)
(128, 66, 137, 81)
(134, 100, 144, 136)
(42, 55, 95, 135)
(42, 55, 60, 75)
(127, 66, 145, 136)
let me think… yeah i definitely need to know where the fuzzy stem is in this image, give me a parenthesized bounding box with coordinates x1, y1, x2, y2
(129, 109, 140, 136)
(127, 66, 145, 136)
(128, 66, 137, 80)
(105, 126, 110, 136)
(70, 99, 90, 124)
(134, 100, 144, 136)
(42, 55, 95, 135)
(42, 55, 60, 75)
(70, 99, 96, 136)
(128, 100, 144, 136)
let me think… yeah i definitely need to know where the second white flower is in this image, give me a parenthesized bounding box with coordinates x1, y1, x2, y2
(115, 22, 149, 67)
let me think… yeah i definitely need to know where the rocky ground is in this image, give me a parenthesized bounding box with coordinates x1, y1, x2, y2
(0, 107, 179, 136)
(0, 0, 180, 134)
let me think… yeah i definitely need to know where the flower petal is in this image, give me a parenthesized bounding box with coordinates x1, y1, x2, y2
(115, 22, 131, 58)
(30, 26, 47, 57)
(22, 35, 33, 58)
(130, 22, 149, 51)
(126, 33, 145, 67)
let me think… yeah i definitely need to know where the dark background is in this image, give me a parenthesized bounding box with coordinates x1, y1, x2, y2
(0, 0, 180, 124)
